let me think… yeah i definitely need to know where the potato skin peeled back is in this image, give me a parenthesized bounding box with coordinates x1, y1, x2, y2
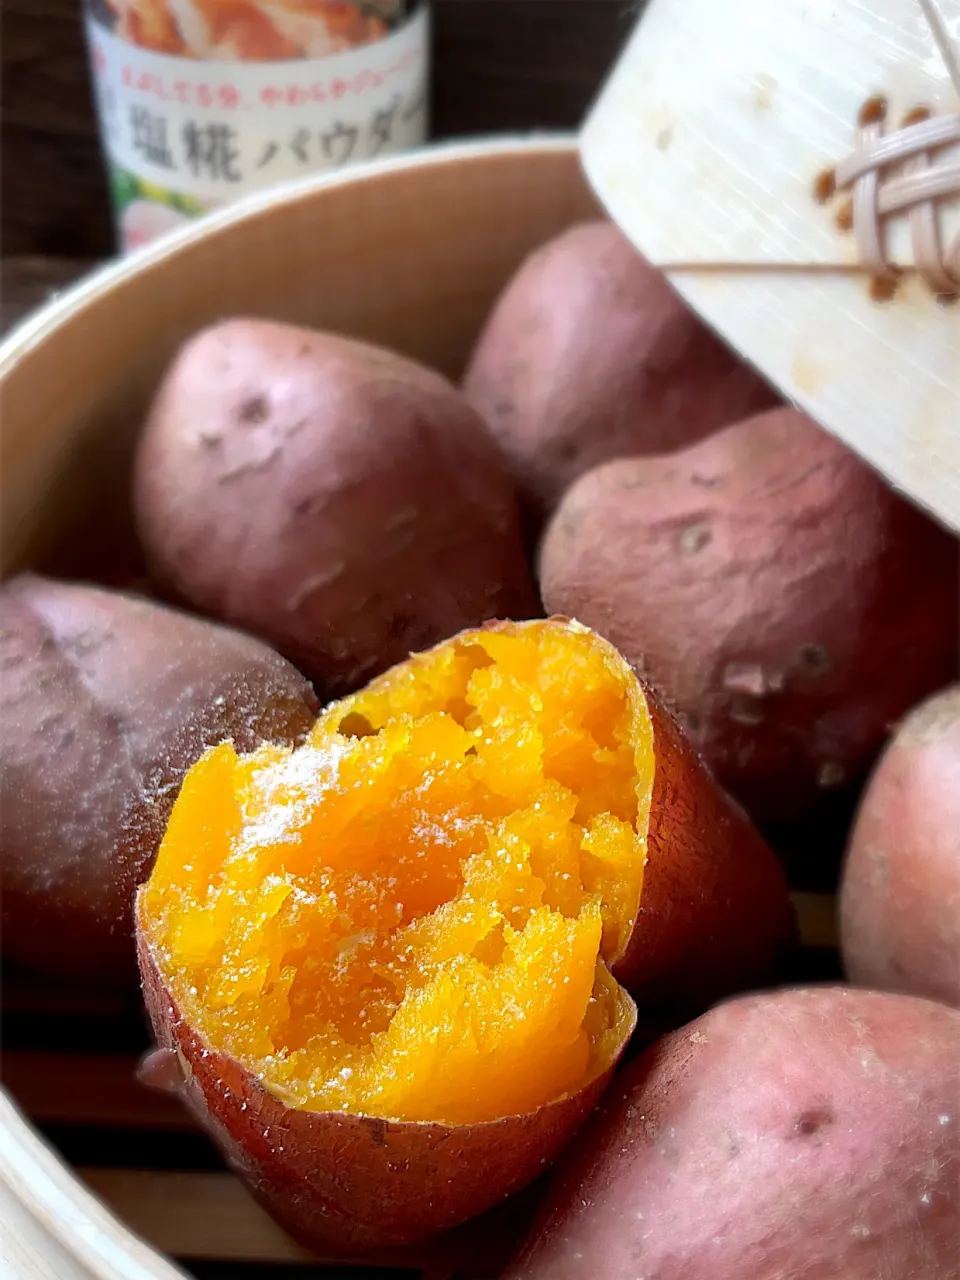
(0, 575, 318, 985)
(507, 988, 960, 1280)
(841, 685, 960, 1009)
(463, 221, 776, 522)
(137, 619, 793, 1252)
(134, 320, 539, 696)
(541, 407, 959, 824)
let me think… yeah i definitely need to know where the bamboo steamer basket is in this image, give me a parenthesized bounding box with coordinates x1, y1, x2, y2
(0, 134, 848, 1278)
(0, 136, 597, 1280)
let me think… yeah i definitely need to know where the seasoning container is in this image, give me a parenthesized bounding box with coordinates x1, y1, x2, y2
(83, 1, 429, 252)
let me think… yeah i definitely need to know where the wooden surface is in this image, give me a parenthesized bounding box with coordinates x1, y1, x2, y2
(1, 0, 636, 257)
(0, 257, 100, 336)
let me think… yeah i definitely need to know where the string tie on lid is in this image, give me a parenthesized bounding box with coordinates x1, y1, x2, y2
(833, 104, 960, 295)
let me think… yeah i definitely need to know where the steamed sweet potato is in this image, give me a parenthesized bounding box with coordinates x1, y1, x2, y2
(508, 987, 960, 1280)
(463, 220, 776, 523)
(841, 684, 960, 1008)
(0, 574, 317, 985)
(136, 619, 792, 1252)
(540, 407, 959, 824)
(133, 319, 539, 697)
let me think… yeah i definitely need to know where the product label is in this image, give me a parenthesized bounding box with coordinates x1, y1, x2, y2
(83, 1, 428, 250)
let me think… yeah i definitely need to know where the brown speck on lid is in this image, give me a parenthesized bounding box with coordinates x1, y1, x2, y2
(813, 167, 836, 204)
(858, 94, 888, 127)
(902, 105, 932, 127)
(835, 199, 854, 232)
(869, 270, 901, 302)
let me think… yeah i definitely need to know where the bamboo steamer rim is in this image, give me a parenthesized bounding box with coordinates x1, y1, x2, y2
(0, 135, 594, 1280)
(0, 134, 580, 371)
(0, 1089, 186, 1279)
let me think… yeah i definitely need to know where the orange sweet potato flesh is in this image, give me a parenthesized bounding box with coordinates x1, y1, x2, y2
(137, 619, 792, 1252)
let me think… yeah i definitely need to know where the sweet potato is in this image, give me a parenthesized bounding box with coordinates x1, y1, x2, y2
(133, 319, 539, 697)
(508, 987, 960, 1280)
(841, 684, 960, 1008)
(463, 220, 776, 523)
(540, 406, 959, 824)
(0, 574, 318, 985)
(136, 619, 792, 1252)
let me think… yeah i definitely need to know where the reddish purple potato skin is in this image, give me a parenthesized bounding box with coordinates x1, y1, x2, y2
(463, 220, 777, 520)
(134, 320, 540, 697)
(841, 685, 960, 1009)
(540, 406, 959, 824)
(507, 988, 960, 1280)
(0, 575, 318, 985)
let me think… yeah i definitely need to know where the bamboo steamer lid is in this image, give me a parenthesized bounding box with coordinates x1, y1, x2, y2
(580, 0, 960, 532)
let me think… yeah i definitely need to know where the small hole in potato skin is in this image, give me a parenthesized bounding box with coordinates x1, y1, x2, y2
(368, 1117, 389, 1147)
(793, 1105, 835, 1137)
(677, 710, 704, 741)
(728, 694, 765, 726)
(238, 394, 270, 425)
(678, 522, 712, 555)
(818, 760, 845, 788)
(797, 643, 831, 676)
(387, 612, 415, 639)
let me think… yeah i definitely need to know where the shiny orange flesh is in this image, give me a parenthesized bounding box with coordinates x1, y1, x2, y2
(140, 621, 652, 1124)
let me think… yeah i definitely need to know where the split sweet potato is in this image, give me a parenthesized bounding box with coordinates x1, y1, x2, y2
(137, 619, 792, 1251)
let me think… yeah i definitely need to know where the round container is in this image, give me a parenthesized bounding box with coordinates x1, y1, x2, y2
(82, 0, 430, 252)
(0, 136, 600, 1278)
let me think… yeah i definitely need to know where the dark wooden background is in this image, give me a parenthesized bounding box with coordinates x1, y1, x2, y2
(2, 0, 638, 263)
